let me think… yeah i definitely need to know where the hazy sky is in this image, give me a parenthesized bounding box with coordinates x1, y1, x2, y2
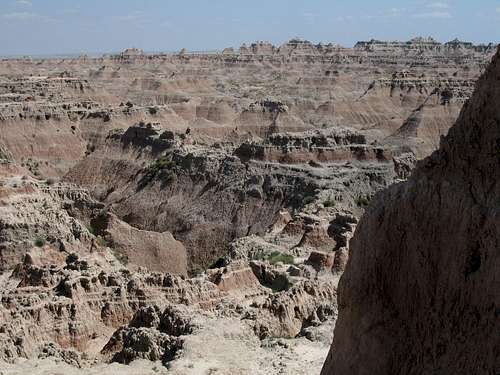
(1, 0, 499, 56)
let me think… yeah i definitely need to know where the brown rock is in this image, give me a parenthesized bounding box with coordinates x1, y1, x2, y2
(91, 212, 188, 276)
(306, 251, 335, 272)
(322, 47, 500, 375)
(209, 263, 262, 293)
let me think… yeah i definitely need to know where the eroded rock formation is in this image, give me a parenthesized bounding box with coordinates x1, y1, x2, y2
(0, 37, 497, 374)
(0, 37, 494, 179)
(321, 47, 500, 375)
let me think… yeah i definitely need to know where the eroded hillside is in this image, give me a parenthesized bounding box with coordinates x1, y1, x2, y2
(0, 38, 496, 374)
(321, 47, 500, 375)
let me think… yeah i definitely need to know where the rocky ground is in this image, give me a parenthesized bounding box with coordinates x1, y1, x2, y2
(0, 38, 496, 374)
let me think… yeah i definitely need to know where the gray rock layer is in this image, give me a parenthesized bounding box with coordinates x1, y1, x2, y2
(322, 47, 500, 374)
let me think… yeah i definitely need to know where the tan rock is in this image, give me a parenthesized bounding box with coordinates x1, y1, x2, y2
(322, 47, 500, 375)
(306, 251, 335, 272)
(91, 212, 188, 276)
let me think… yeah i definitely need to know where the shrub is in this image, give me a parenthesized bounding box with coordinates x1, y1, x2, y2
(209, 257, 226, 269)
(355, 195, 371, 207)
(323, 197, 336, 208)
(96, 236, 108, 247)
(142, 154, 177, 185)
(162, 170, 176, 184)
(34, 237, 46, 247)
(302, 196, 316, 205)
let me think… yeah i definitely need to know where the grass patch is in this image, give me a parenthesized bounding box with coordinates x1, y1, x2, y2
(267, 251, 295, 265)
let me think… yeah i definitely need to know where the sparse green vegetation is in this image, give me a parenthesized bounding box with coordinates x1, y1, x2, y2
(209, 257, 226, 269)
(142, 154, 177, 185)
(302, 196, 316, 205)
(163, 171, 176, 184)
(267, 251, 295, 265)
(355, 195, 371, 207)
(96, 236, 108, 247)
(323, 196, 336, 208)
(112, 249, 129, 266)
(34, 237, 46, 247)
(254, 250, 295, 265)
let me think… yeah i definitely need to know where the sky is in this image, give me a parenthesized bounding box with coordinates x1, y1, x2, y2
(0, 0, 499, 56)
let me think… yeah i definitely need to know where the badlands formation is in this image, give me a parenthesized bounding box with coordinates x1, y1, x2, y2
(322, 46, 500, 375)
(0, 38, 496, 374)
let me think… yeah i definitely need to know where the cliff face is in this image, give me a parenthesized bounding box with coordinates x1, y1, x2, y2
(322, 47, 500, 374)
(65, 124, 397, 271)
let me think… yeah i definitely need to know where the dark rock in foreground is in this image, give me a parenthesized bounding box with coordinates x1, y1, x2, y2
(322, 47, 500, 374)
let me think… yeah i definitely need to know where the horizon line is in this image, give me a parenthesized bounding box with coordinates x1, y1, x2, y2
(1, 36, 498, 60)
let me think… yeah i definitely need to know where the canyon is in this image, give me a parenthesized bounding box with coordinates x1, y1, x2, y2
(321, 44, 500, 375)
(0, 37, 496, 374)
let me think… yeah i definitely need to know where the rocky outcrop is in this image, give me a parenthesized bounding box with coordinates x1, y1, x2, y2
(0, 173, 99, 271)
(393, 152, 417, 180)
(305, 251, 335, 272)
(322, 48, 500, 374)
(234, 128, 389, 164)
(103, 327, 181, 365)
(90, 211, 188, 276)
(0, 227, 337, 370)
(354, 37, 496, 55)
(253, 279, 337, 338)
(121, 48, 145, 57)
(0, 253, 221, 363)
(38, 343, 82, 368)
(101, 306, 189, 365)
